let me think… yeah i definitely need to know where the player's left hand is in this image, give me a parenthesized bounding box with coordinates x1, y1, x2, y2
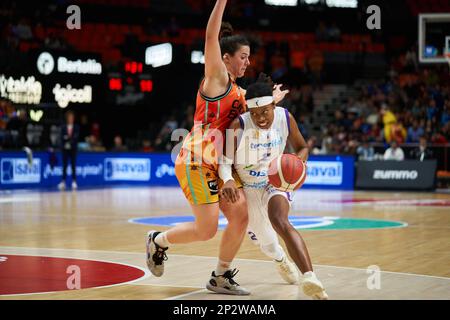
(220, 180, 240, 203)
(273, 84, 289, 104)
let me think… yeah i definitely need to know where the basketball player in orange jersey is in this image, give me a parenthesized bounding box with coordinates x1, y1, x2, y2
(219, 74, 328, 299)
(146, 0, 288, 295)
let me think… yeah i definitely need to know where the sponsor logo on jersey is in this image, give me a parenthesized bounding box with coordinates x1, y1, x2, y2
(207, 180, 218, 195)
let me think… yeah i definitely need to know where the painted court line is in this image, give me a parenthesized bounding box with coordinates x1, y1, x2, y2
(1, 246, 449, 281)
(164, 289, 209, 300)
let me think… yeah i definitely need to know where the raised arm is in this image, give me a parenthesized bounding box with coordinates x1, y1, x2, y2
(204, 0, 229, 81)
(286, 112, 309, 162)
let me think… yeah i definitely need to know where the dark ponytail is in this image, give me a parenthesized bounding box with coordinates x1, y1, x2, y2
(219, 22, 234, 39)
(219, 22, 249, 56)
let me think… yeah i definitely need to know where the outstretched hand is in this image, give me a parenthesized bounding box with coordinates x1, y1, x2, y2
(273, 84, 290, 104)
(220, 180, 240, 203)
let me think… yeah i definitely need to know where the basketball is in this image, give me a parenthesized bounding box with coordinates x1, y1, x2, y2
(268, 154, 307, 192)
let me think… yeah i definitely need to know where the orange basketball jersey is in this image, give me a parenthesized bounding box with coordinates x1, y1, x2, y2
(182, 78, 246, 162)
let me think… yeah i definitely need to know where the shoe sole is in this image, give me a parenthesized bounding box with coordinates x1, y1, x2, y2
(206, 284, 251, 296)
(280, 274, 299, 285)
(302, 280, 325, 297)
(312, 291, 329, 300)
(276, 261, 299, 285)
(146, 231, 164, 277)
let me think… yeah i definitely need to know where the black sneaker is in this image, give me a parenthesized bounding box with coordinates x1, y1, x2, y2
(206, 268, 250, 295)
(146, 230, 168, 277)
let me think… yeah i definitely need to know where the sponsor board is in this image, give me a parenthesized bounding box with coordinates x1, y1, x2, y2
(104, 158, 151, 181)
(1, 158, 41, 184)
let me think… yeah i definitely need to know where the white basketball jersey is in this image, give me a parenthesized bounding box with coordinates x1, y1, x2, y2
(234, 107, 291, 189)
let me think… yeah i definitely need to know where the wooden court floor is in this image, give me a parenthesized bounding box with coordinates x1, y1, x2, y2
(0, 187, 449, 300)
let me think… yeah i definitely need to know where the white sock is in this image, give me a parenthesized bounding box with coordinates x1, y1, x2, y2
(154, 232, 171, 248)
(215, 259, 231, 276)
(303, 271, 315, 277)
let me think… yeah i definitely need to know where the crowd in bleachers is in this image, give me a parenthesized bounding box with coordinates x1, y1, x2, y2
(306, 51, 450, 162)
(0, 0, 449, 170)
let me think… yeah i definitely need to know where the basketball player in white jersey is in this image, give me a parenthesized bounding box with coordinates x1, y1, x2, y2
(218, 73, 328, 299)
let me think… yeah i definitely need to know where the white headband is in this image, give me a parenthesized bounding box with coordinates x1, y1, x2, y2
(246, 96, 274, 109)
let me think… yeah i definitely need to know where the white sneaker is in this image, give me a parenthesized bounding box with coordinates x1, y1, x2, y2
(58, 181, 66, 191)
(275, 256, 299, 284)
(146, 231, 168, 277)
(206, 269, 251, 295)
(72, 181, 78, 190)
(301, 271, 328, 300)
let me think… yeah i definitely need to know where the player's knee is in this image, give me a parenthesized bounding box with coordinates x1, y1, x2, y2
(223, 201, 248, 227)
(196, 226, 217, 241)
(232, 204, 248, 225)
(270, 217, 291, 233)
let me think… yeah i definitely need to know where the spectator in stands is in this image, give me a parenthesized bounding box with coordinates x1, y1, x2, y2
(390, 122, 407, 144)
(91, 121, 101, 140)
(425, 119, 434, 138)
(356, 139, 375, 161)
(12, 18, 33, 40)
(6, 108, 27, 148)
(404, 46, 418, 73)
(167, 16, 180, 38)
(410, 136, 433, 161)
(180, 112, 194, 130)
(307, 136, 321, 155)
(441, 101, 450, 126)
(380, 104, 397, 142)
(58, 111, 79, 191)
(383, 140, 405, 161)
(431, 130, 448, 145)
(79, 114, 90, 142)
(270, 49, 288, 81)
(297, 115, 309, 139)
(442, 123, 450, 141)
(141, 139, 154, 153)
(315, 21, 327, 42)
(366, 122, 383, 142)
(327, 22, 341, 42)
(112, 135, 128, 152)
(407, 119, 424, 143)
(320, 126, 334, 154)
(307, 50, 324, 90)
(426, 99, 438, 121)
(86, 134, 105, 152)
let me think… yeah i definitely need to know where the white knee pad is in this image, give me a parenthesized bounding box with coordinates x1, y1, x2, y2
(260, 243, 285, 261)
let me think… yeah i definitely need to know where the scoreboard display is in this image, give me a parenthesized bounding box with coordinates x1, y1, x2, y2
(107, 61, 153, 106)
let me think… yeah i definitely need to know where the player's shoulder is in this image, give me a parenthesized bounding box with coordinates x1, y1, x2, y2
(274, 106, 294, 119)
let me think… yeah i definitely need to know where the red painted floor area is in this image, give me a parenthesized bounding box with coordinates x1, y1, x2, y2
(0, 255, 145, 295)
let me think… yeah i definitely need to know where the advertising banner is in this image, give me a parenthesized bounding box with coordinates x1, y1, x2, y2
(355, 160, 437, 190)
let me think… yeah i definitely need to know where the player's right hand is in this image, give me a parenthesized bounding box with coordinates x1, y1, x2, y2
(221, 180, 240, 203)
